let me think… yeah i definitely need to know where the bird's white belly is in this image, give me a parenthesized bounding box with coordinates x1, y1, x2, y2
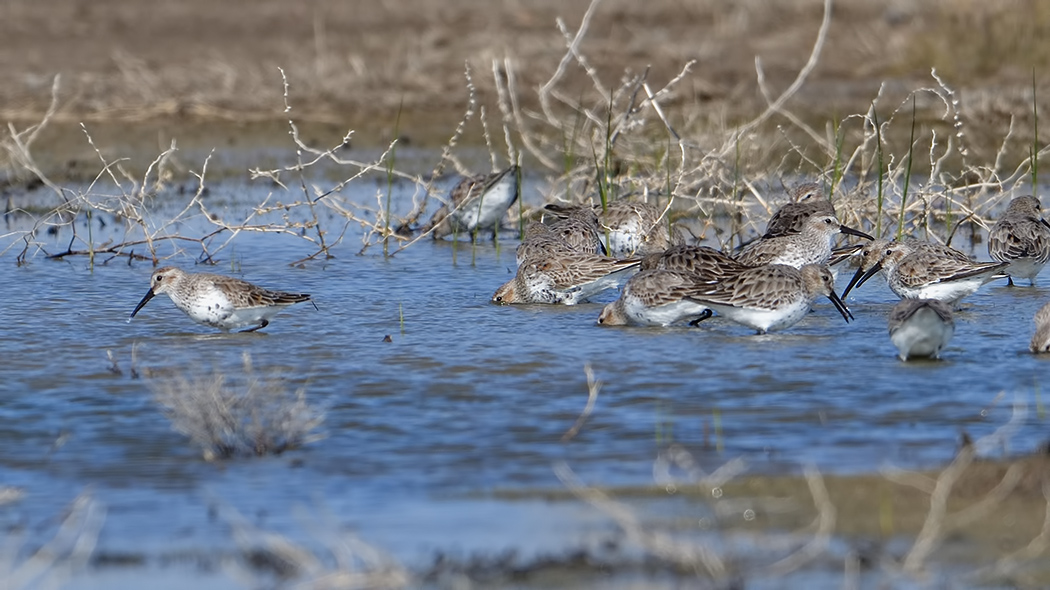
(1006, 258, 1045, 282)
(622, 298, 709, 326)
(895, 278, 981, 305)
(709, 298, 809, 333)
(170, 291, 275, 331)
(449, 175, 517, 232)
(604, 225, 643, 257)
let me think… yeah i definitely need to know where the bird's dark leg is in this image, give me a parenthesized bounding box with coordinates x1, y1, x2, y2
(241, 319, 269, 333)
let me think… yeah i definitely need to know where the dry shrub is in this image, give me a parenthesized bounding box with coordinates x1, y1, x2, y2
(3, 0, 1049, 267)
(151, 353, 324, 461)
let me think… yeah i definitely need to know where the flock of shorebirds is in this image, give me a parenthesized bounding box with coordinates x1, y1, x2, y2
(126, 166, 1050, 361)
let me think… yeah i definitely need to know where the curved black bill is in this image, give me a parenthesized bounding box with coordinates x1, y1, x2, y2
(826, 290, 854, 323)
(129, 289, 156, 319)
(840, 262, 881, 301)
(839, 224, 875, 241)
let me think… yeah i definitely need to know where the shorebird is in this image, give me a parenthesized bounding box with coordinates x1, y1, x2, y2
(545, 206, 605, 255)
(1030, 302, 1050, 353)
(987, 195, 1050, 286)
(492, 251, 639, 305)
(129, 267, 312, 332)
(842, 238, 975, 298)
(546, 201, 673, 257)
(684, 264, 853, 334)
(597, 269, 713, 327)
(762, 182, 836, 239)
(639, 244, 751, 279)
(420, 165, 519, 239)
(735, 215, 872, 268)
(887, 298, 955, 361)
(599, 201, 673, 257)
(841, 239, 1008, 305)
(515, 222, 580, 266)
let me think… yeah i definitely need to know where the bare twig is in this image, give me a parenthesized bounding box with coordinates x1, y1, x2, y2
(561, 364, 601, 442)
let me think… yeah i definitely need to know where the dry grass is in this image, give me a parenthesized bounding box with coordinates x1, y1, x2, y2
(150, 353, 324, 461)
(2, 0, 1049, 266)
(898, 0, 1050, 81)
(555, 378, 1050, 586)
(0, 491, 104, 590)
(1, 0, 1049, 136)
(218, 502, 411, 589)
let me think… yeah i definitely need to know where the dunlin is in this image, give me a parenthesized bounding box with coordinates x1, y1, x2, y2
(987, 195, 1050, 286)
(887, 298, 955, 361)
(515, 222, 579, 266)
(546, 201, 673, 257)
(842, 238, 974, 299)
(735, 215, 872, 268)
(1030, 302, 1050, 353)
(544, 205, 606, 255)
(685, 264, 852, 333)
(422, 165, 519, 239)
(639, 244, 750, 279)
(599, 201, 673, 257)
(492, 252, 639, 305)
(762, 182, 835, 239)
(841, 239, 1008, 305)
(597, 269, 712, 327)
(129, 267, 312, 332)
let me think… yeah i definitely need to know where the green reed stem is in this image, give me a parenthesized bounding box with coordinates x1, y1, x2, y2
(1033, 69, 1039, 197)
(896, 96, 917, 240)
(713, 407, 723, 454)
(383, 99, 403, 257)
(664, 131, 672, 210)
(471, 176, 484, 264)
(601, 90, 615, 251)
(873, 104, 884, 238)
(831, 117, 845, 200)
(86, 209, 94, 271)
(1035, 377, 1045, 420)
(516, 160, 525, 240)
(732, 136, 742, 249)
(879, 481, 894, 537)
(655, 402, 674, 446)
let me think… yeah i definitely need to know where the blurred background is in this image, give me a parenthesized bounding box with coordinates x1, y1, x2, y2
(2, 0, 1048, 160)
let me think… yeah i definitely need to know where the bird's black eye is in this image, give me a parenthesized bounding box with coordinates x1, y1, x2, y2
(156, 276, 163, 282)
(495, 296, 503, 303)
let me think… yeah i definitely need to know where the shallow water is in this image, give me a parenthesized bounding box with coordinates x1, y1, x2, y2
(0, 176, 1047, 587)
